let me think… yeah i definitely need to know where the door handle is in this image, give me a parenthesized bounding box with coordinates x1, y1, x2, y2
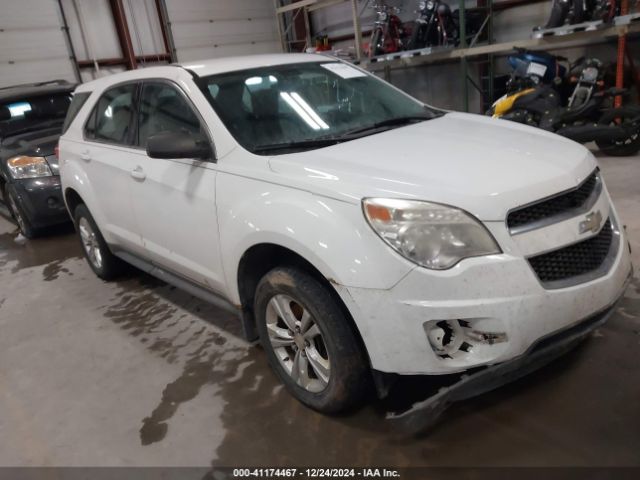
(130, 166, 146, 181)
(80, 151, 91, 162)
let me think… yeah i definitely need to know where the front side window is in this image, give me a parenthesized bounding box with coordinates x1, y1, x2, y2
(137, 82, 203, 148)
(85, 84, 136, 145)
(201, 61, 440, 155)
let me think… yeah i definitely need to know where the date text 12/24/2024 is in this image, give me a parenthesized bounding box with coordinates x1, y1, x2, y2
(232, 469, 401, 478)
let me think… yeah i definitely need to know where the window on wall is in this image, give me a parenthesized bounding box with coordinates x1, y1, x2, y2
(85, 84, 136, 145)
(137, 82, 203, 148)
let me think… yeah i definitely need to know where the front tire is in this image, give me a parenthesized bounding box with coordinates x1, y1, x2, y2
(406, 23, 424, 50)
(6, 189, 38, 238)
(74, 204, 125, 280)
(369, 29, 383, 58)
(254, 267, 370, 413)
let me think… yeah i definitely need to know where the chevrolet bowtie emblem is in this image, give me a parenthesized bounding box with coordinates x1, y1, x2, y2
(579, 210, 603, 234)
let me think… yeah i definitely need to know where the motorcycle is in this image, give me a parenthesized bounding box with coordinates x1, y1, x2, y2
(539, 0, 617, 30)
(505, 48, 568, 91)
(406, 0, 486, 50)
(489, 55, 640, 156)
(406, 0, 458, 49)
(367, 1, 405, 58)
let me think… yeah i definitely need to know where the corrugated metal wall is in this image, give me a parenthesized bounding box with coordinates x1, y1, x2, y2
(165, 0, 280, 62)
(0, 0, 280, 88)
(0, 0, 77, 87)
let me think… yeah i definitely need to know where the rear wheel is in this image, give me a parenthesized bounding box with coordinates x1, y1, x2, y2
(254, 267, 370, 413)
(74, 204, 125, 280)
(6, 189, 38, 238)
(596, 107, 640, 157)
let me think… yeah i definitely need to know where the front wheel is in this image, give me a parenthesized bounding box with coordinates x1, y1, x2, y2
(6, 188, 38, 238)
(369, 29, 383, 58)
(596, 107, 640, 157)
(406, 23, 424, 50)
(254, 267, 371, 413)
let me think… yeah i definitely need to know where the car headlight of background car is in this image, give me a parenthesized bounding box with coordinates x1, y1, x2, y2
(7, 156, 53, 179)
(363, 198, 501, 269)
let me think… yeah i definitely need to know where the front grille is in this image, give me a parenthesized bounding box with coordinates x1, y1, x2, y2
(507, 170, 599, 231)
(528, 218, 614, 286)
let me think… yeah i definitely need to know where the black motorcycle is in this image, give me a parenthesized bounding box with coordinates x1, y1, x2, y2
(406, 0, 457, 49)
(490, 57, 640, 156)
(540, 0, 617, 29)
(406, 0, 486, 49)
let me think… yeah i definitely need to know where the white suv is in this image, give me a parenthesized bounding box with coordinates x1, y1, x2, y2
(59, 54, 632, 414)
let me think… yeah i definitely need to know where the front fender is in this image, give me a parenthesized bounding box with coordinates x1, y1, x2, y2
(216, 172, 414, 304)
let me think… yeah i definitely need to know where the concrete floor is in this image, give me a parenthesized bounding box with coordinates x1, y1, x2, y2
(0, 153, 638, 467)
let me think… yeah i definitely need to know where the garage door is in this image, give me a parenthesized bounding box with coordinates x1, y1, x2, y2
(0, 0, 77, 88)
(165, 0, 280, 62)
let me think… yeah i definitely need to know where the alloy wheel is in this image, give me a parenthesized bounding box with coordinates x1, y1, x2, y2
(7, 193, 27, 234)
(265, 294, 330, 393)
(78, 217, 103, 270)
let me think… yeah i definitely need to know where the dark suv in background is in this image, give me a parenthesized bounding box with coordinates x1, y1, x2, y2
(0, 80, 77, 237)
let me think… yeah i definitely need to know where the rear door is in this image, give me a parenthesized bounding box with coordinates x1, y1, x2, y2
(128, 80, 224, 293)
(69, 83, 143, 252)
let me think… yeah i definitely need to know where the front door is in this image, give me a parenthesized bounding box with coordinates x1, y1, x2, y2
(128, 80, 225, 293)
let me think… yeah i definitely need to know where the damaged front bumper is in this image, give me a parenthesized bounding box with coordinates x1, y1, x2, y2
(386, 273, 632, 433)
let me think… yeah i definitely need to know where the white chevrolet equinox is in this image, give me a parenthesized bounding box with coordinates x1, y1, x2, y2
(59, 54, 632, 415)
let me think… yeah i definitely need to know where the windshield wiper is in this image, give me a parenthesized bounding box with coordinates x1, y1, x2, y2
(251, 113, 442, 154)
(2, 119, 64, 140)
(339, 115, 435, 137)
(252, 138, 342, 154)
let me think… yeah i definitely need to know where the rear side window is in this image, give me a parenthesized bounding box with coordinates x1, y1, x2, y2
(62, 92, 91, 134)
(85, 84, 136, 145)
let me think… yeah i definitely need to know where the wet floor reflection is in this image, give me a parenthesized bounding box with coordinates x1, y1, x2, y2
(2, 214, 639, 467)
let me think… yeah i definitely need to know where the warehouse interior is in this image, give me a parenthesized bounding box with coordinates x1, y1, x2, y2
(0, 0, 639, 475)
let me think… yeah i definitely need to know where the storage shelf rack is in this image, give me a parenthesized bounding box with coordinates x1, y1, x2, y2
(274, 0, 640, 112)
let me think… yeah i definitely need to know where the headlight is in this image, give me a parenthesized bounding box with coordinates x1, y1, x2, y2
(363, 198, 501, 269)
(419, 1, 427, 9)
(7, 156, 53, 179)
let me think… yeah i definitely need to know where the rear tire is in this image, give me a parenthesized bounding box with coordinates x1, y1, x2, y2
(254, 267, 371, 413)
(74, 204, 125, 280)
(596, 107, 640, 157)
(6, 189, 38, 239)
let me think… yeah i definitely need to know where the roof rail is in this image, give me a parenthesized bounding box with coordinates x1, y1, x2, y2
(0, 79, 72, 91)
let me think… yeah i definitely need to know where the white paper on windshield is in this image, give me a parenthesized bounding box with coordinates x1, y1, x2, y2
(321, 63, 367, 79)
(527, 62, 547, 77)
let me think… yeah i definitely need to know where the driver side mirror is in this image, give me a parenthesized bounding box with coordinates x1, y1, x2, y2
(146, 131, 214, 161)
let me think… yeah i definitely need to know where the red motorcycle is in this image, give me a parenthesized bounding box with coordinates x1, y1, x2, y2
(367, 1, 405, 58)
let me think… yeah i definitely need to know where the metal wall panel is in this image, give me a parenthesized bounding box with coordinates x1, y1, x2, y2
(0, 0, 76, 87)
(122, 0, 166, 58)
(165, 0, 279, 61)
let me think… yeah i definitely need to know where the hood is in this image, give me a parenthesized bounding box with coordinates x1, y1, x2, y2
(268, 112, 596, 221)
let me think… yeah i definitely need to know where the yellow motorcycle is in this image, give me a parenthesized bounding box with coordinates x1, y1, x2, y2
(489, 58, 640, 157)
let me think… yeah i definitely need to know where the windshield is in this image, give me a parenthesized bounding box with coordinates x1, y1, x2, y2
(200, 61, 440, 154)
(0, 93, 71, 139)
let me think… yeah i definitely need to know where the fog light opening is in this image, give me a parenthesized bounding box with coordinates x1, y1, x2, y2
(427, 320, 466, 359)
(425, 318, 508, 359)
